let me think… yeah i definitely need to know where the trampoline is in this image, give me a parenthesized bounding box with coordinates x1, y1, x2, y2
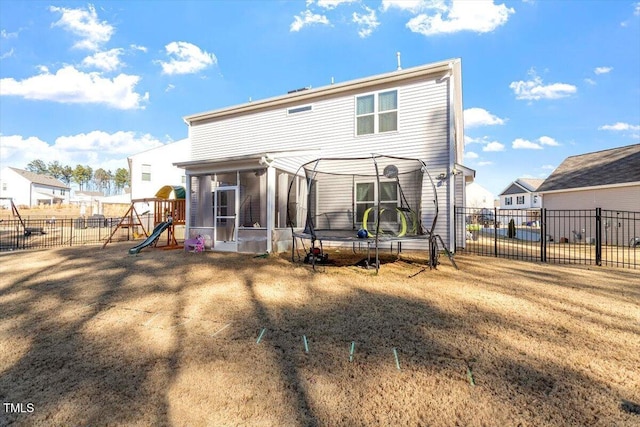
(287, 154, 455, 271)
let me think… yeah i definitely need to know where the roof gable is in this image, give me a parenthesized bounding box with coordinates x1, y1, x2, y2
(499, 178, 544, 196)
(537, 144, 640, 192)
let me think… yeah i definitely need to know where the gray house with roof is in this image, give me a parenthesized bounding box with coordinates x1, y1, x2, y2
(0, 167, 70, 207)
(498, 178, 544, 210)
(536, 144, 640, 212)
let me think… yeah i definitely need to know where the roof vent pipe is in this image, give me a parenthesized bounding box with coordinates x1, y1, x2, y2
(396, 52, 402, 71)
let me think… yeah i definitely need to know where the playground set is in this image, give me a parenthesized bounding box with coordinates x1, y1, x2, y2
(0, 197, 46, 236)
(102, 185, 186, 254)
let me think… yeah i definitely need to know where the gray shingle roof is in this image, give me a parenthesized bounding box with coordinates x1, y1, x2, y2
(537, 144, 640, 192)
(499, 178, 545, 196)
(9, 167, 69, 189)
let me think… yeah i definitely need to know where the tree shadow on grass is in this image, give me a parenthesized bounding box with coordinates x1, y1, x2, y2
(1, 245, 639, 426)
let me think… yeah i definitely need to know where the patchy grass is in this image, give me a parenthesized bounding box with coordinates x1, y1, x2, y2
(1, 244, 639, 426)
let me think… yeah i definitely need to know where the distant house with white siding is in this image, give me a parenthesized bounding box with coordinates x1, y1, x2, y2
(466, 182, 495, 209)
(0, 167, 70, 207)
(128, 138, 190, 200)
(175, 59, 473, 254)
(537, 144, 640, 211)
(498, 178, 544, 210)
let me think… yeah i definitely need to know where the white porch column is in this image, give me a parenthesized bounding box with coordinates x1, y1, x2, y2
(266, 165, 276, 253)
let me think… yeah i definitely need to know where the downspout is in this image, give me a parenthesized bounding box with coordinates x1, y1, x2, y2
(447, 61, 456, 251)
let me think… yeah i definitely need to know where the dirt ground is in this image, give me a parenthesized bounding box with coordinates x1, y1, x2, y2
(1, 244, 639, 426)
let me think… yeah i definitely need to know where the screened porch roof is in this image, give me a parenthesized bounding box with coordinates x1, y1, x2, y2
(173, 149, 320, 175)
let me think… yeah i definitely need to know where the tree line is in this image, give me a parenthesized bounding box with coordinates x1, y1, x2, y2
(25, 160, 130, 195)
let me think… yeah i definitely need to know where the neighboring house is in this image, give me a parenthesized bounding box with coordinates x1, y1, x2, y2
(0, 167, 70, 207)
(176, 58, 473, 253)
(536, 144, 640, 211)
(536, 144, 640, 245)
(466, 182, 495, 209)
(499, 178, 544, 210)
(128, 138, 190, 200)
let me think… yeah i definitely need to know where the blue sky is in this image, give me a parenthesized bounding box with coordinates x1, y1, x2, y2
(1, 0, 639, 197)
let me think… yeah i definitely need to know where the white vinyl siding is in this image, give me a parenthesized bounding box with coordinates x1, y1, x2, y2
(542, 185, 640, 211)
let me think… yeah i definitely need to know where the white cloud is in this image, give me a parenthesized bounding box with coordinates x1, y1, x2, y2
(512, 138, 542, 149)
(483, 141, 505, 152)
(598, 122, 640, 131)
(464, 107, 505, 128)
(158, 41, 217, 75)
(381, 0, 438, 13)
(406, 0, 514, 36)
(0, 65, 148, 110)
(0, 48, 14, 60)
(1, 29, 19, 39)
(584, 78, 596, 85)
(477, 161, 493, 166)
(290, 10, 330, 32)
(82, 48, 123, 71)
(538, 136, 559, 146)
(541, 164, 555, 170)
(1, 131, 165, 173)
(465, 135, 491, 144)
(353, 7, 380, 38)
(594, 66, 612, 75)
(510, 69, 576, 100)
(317, 0, 357, 9)
(635, 2, 640, 15)
(464, 151, 479, 159)
(50, 4, 114, 51)
(130, 44, 148, 53)
(165, 84, 175, 92)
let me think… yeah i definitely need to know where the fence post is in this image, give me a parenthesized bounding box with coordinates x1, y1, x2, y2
(540, 208, 546, 263)
(595, 207, 602, 266)
(69, 217, 73, 246)
(494, 207, 498, 257)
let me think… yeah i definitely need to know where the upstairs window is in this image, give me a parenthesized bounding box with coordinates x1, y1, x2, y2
(505, 196, 513, 206)
(142, 164, 151, 182)
(356, 90, 398, 135)
(516, 196, 525, 205)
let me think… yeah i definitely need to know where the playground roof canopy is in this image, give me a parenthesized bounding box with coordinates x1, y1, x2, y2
(155, 185, 186, 200)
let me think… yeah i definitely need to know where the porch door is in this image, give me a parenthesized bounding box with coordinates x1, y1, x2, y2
(214, 186, 238, 251)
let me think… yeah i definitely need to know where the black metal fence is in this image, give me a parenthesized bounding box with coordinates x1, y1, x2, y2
(455, 207, 639, 269)
(0, 215, 149, 251)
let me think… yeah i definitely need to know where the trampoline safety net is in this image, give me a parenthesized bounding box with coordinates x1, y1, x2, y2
(287, 154, 446, 270)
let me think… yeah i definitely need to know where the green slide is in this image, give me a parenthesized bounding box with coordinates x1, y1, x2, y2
(128, 221, 170, 255)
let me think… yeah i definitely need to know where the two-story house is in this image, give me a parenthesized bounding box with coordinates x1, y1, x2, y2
(499, 178, 544, 210)
(0, 167, 70, 207)
(175, 59, 473, 254)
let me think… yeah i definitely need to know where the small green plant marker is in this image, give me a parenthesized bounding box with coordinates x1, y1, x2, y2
(256, 328, 266, 344)
(303, 335, 309, 353)
(349, 341, 355, 362)
(466, 366, 475, 386)
(393, 348, 401, 370)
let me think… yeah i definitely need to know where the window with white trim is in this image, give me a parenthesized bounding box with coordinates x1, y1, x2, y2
(356, 90, 398, 135)
(516, 196, 525, 205)
(505, 196, 513, 206)
(355, 181, 399, 230)
(141, 164, 151, 181)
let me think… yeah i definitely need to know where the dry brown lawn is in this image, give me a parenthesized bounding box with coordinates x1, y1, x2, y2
(1, 244, 639, 426)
